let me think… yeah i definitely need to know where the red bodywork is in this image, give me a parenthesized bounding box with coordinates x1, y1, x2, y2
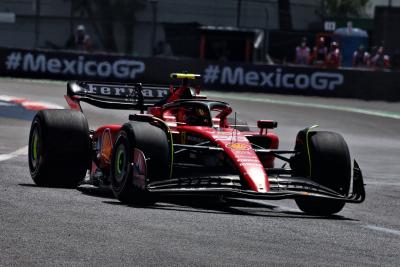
(66, 82, 280, 193)
(59, 77, 365, 209)
(173, 126, 278, 192)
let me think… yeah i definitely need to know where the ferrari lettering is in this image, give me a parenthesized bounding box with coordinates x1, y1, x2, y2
(84, 83, 168, 98)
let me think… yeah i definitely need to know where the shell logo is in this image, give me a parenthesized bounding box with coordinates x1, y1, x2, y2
(227, 143, 251, 150)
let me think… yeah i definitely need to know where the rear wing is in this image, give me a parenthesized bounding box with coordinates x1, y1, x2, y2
(66, 81, 170, 111)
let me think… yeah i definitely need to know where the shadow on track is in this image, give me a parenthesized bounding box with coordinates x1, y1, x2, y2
(102, 194, 356, 221)
(19, 183, 39, 187)
(19, 183, 115, 199)
(21, 183, 356, 221)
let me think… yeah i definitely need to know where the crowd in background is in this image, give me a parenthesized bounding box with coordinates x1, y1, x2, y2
(66, 23, 393, 71)
(295, 37, 390, 70)
(65, 25, 92, 52)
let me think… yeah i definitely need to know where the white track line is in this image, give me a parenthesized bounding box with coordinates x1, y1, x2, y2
(0, 146, 28, 162)
(206, 92, 400, 120)
(364, 225, 400, 236)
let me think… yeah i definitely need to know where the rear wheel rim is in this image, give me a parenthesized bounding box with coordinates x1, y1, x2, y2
(30, 125, 40, 170)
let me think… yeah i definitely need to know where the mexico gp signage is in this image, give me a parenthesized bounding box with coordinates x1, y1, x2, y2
(203, 65, 344, 91)
(0, 47, 398, 101)
(1, 48, 145, 80)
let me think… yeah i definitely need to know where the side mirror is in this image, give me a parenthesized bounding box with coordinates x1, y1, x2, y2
(257, 120, 277, 135)
(257, 120, 278, 129)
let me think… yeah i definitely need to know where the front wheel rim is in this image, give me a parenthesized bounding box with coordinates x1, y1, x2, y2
(114, 144, 127, 184)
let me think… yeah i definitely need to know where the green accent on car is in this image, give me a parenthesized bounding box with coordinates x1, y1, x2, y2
(305, 125, 319, 178)
(32, 131, 38, 161)
(116, 149, 125, 175)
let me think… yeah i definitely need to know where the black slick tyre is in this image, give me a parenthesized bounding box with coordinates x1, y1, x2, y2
(292, 131, 351, 215)
(28, 109, 90, 188)
(110, 121, 170, 205)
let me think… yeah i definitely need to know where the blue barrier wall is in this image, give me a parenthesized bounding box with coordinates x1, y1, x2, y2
(0, 47, 399, 101)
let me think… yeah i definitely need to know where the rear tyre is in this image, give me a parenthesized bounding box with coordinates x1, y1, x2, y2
(110, 121, 170, 205)
(292, 131, 351, 215)
(28, 109, 90, 188)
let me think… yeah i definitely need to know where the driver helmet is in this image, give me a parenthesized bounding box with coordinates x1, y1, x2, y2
(183, 106, 209, 126)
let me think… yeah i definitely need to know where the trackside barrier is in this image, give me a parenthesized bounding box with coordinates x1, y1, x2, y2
(0, 47, 399, 101)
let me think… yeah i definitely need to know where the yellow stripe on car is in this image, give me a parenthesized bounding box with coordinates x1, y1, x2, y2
(170, 73, 202, 80)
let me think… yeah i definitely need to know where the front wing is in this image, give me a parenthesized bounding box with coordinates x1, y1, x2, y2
(147, 161, 365, 203)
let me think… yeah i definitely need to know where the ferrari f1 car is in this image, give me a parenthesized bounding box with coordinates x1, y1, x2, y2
(28, 73, 365, 215)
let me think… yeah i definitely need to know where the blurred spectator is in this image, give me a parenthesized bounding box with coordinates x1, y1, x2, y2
(370, 46, 390, 69)
(309, 37, 328, 67)
(66, 25, 92, 52)
(352, 45, 369, 67)
(325, 41, 341, 69)
(392, 49, 400, 70)
(368, 45, 378, 67)
(295, 37, 310, 65)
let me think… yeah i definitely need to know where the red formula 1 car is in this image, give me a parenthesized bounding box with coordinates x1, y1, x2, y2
(28, 73, 365, 215)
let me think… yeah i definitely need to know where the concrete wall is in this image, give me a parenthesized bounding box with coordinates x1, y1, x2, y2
(0, 0, 319, 56)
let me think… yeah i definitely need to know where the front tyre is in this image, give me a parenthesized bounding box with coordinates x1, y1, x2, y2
(110, 121, 170, 205)
(292, 131, 351, 215)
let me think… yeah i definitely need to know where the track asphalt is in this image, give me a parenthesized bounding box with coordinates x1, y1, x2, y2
(0, 78, 399, 266)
